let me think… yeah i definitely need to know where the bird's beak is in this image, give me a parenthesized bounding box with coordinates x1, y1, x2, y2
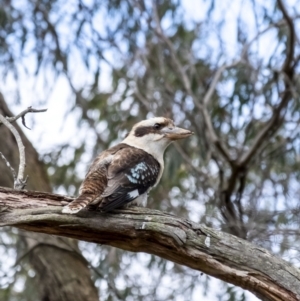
(161, 127, 193, 141)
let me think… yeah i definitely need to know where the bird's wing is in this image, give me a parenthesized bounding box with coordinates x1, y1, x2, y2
(62, 143, 130, 214)
(99, 147, 160, 212)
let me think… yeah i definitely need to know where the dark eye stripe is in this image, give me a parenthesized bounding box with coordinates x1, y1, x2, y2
(134, 126, 157, 137)
(134, 119, 172, 137)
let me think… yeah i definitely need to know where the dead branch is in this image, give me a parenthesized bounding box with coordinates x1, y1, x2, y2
(0, 106, 47, 189)
(0, 114, 27, 189)
(1, 106, 47, 129)
(0, 186, 299, 301)
(203, 61, 240, 106)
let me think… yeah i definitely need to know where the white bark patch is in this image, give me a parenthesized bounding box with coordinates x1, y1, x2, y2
(205, 234, 211, 248)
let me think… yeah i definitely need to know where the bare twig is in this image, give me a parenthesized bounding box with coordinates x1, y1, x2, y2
(0, 105, 47, 189)
(203, 61, 240, 106)
(152, 5, 192, 95)
(0, 114, 28, 190)
(238, 94, 289, 166)
(1, 106, 47, 129)
(240, 19, 286, 59)
(201, 107, 233, 165)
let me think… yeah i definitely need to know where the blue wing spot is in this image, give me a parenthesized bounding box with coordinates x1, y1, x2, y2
(126, 175, 138, 183)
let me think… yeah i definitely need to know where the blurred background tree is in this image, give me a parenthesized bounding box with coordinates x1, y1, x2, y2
(0, 0, 300, 300)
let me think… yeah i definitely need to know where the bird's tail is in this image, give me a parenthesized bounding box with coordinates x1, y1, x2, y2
(62, 193, 96, 214)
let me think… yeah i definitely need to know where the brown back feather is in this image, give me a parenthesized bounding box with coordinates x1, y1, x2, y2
(63, 144, 133, 213)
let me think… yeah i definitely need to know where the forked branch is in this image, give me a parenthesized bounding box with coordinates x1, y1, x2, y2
(1, 106, 47, 129)
(238, 0, 296, 167)
(0, 106, 47, 189)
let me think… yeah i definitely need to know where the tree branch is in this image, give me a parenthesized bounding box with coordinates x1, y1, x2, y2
(238, 0, 296, 167)
(0, 152, 17, 180)
(0, 114, 28, 190)
(0, 105, 48, 189)
(277, 0, 295, 74)
(0, 187, 299, 301)
(151, 3, 234, 165)
(152, 4, 192, 95)
(203, 61, 240, 106)
(173, 143, 205, 176)
(0, 106, 47, 129)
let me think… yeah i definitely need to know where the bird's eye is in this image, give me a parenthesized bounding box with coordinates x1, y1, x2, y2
(154, 123, 162, 130)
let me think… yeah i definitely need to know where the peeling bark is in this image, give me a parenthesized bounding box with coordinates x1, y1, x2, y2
(0, 187, 299, 301)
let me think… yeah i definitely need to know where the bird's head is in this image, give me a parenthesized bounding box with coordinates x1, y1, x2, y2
(122, 117, 193, 160)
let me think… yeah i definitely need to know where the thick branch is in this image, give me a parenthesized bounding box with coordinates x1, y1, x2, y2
(0, 187, 299, 301)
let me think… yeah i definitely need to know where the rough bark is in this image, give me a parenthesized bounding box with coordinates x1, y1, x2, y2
(0, 95, 99, 301)
(0, 187, 299, 301)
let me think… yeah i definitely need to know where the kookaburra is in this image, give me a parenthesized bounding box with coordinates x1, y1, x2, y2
(62, 117, 193, 214)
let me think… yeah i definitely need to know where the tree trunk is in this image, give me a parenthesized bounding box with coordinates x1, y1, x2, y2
(0, 95, 99, 301)
(0, 187, 299, 301)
